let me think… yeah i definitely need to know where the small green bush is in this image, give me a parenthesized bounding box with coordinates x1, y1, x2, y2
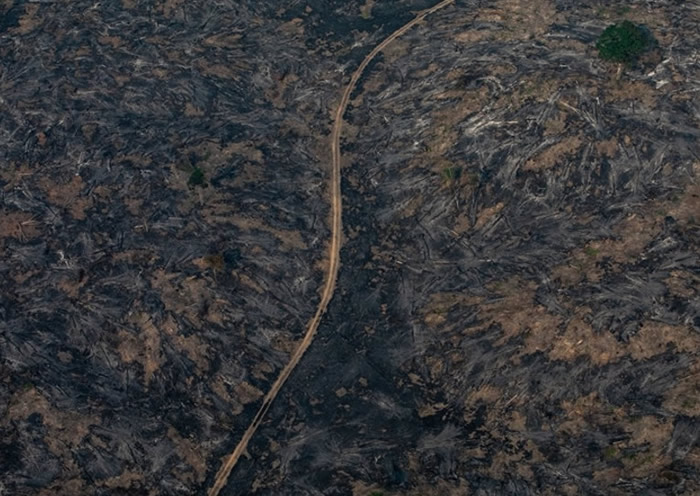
(584, 246, 599, 258)
(441, 166, 462, 182)
(188, 167, 207, 187)
(603, 445, 618, 460)
(596, 20, 652, 64)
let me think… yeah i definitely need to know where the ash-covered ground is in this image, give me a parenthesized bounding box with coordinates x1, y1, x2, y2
(0, 1, 699, 495)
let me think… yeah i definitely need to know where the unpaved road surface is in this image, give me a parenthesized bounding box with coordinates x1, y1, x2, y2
(207, 2, 455, 494)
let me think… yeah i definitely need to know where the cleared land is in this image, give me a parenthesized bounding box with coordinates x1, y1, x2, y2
(0, 1, 698, 495)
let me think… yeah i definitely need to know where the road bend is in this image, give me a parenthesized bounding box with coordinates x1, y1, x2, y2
(206, 2, 455, 494)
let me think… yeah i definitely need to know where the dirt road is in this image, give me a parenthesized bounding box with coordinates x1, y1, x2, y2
(206, 2, 455, 494)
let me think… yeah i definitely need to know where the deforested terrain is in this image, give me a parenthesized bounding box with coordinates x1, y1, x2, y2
(0, 1, 698, 495)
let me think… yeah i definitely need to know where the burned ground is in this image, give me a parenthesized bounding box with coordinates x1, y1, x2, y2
(0, 0, 699, 495)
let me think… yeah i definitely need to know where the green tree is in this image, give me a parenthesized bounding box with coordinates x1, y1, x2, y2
(596, 20, 653, 65)
(188, 167, 207, 187)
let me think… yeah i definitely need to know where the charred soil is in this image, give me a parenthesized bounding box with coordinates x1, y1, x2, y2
(1, 1, 699, 495)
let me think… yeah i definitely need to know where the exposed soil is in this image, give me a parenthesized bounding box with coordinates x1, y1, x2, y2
(0, 1, 698, 495)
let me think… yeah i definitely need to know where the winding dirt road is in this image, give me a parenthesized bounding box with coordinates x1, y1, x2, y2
(207, 2, 455, 494)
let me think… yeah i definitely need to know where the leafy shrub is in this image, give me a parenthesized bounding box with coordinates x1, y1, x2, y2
(596, 20, 653, 64)
(441, 166, 462, 182)
(188, 167, 207, 187)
